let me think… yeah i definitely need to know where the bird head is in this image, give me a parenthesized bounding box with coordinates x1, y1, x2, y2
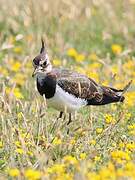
(32, 39, 52, 77)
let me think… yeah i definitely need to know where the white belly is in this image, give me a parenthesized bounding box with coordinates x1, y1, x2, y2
(46, 85, 87, 113)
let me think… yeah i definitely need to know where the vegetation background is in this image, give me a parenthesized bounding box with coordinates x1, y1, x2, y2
(0, 0, 135, 179)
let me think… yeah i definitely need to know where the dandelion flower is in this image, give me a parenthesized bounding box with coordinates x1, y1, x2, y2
(15, 148, 24, 154)
(89, 139, 96, 145)
(8, 168, 20, 177)
(13, 47, 23, 54)
(11, 61, 21, 72)
(104, 114, 115, 124)
(96, 128, 103, 134)
(0, 141, 3, 148)
(94, 155, 101, 161)
(52, 137, 62, 145)
(63, 155, 78, 166)
(80, 153, 87, 160)
(111, 150, 130, 161)
(67, 48, 77, 58)
(53, 59, 61, 66)
(13, 88, 24, 99)
(75, 53, 85, 62)
(111, 44, 122, 55)
(24, 169, 41, 180)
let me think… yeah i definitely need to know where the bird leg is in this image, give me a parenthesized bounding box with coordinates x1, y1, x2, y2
(67, 113, 72, 125)
(50, 111, 63, 133)
(58, 111, 63, 119)
(66, 113, 72, 134)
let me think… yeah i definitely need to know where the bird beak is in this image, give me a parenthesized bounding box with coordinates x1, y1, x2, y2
(32, 68, 37, 77)
(32, 67, 44, 77)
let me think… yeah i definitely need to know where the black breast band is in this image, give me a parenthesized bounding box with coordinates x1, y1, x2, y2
(37, 74, 56, 99)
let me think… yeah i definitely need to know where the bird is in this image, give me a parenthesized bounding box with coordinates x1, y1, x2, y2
(32, 39, 131, 125)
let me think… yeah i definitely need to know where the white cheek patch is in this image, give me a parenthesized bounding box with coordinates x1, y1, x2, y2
(45, 64, 52, 73)
(45, 54, 49, 59)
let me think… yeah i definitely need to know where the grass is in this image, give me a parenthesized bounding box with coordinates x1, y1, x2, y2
(0, 0, 135, 179)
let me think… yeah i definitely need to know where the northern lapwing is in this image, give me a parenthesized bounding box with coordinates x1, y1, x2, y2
(32, 39, 131, 124)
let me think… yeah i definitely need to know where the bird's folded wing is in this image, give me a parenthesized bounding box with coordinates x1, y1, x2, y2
(53, 68, 103, 101)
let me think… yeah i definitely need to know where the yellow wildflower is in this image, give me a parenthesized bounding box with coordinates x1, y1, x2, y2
(111, 104, 117, 111)
(89, 139, 96, 145)
(69, 138, 76, 145)
(47, 164, 65, 174)
(116, 169, 125, 177)
(125, 162, 135, 171)
(102, 80, 109, 87)
(0, 141, 3, 148)
(80, 153, 86, 160)
(111, 65, 119, 74)
(15, 148, 24, 154)
(27, 151, 33, 157)
(104, 114, 115, 124)
(52, 137, 62, 145)
(108, 162, 115, 172)
(99, 166, 115, 179)
(67, 48, 77, 58)
(5, 87, 11, 95)
(94, 156, 101, 161)
(63, 155, 78, 166)
(53, 59, 61, 66)
(5, 87, 24, 99)
(118, 142, 125, 148)
(11, 61, 21, 72)
(8, 168, 20, 177)
(87, 172, 100, 180)
(125, 112, 132, 120)
(111, 150, 130, 161)
(87, 72, 99, 82)
(96, 128, 103, 134)
(15, 141, 21, 148)
(123, 60, 135, 71)
(13, 47, 23, 54)
(75, 53, 85, 62)
(54, 173, 73, 180)
(112, 142, 117, 147)
(17, 112, 23, 119)
(13, 88, 24, 99)
(128, 124, 135, 130)
(126, 142, 135, 151)
(125, 91, 135, 107)
(111, 44, 122, 54)
(24, 169, 41, 180)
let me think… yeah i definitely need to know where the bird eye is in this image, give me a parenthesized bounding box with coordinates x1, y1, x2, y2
(33, 58, 39, 66)
(42, 61, 47, 66)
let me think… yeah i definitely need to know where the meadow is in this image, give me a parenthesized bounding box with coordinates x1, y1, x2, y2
(0, 0, 135, 179)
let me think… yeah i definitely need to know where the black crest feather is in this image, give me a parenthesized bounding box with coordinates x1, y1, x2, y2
(40, 38, 45, 54)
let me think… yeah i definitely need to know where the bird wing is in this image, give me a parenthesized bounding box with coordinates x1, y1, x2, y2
(52, 68, 103, 102)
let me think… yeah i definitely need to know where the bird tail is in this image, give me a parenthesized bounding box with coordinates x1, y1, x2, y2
(100, 80, 132, 105)
(87, 80, 132, 106)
